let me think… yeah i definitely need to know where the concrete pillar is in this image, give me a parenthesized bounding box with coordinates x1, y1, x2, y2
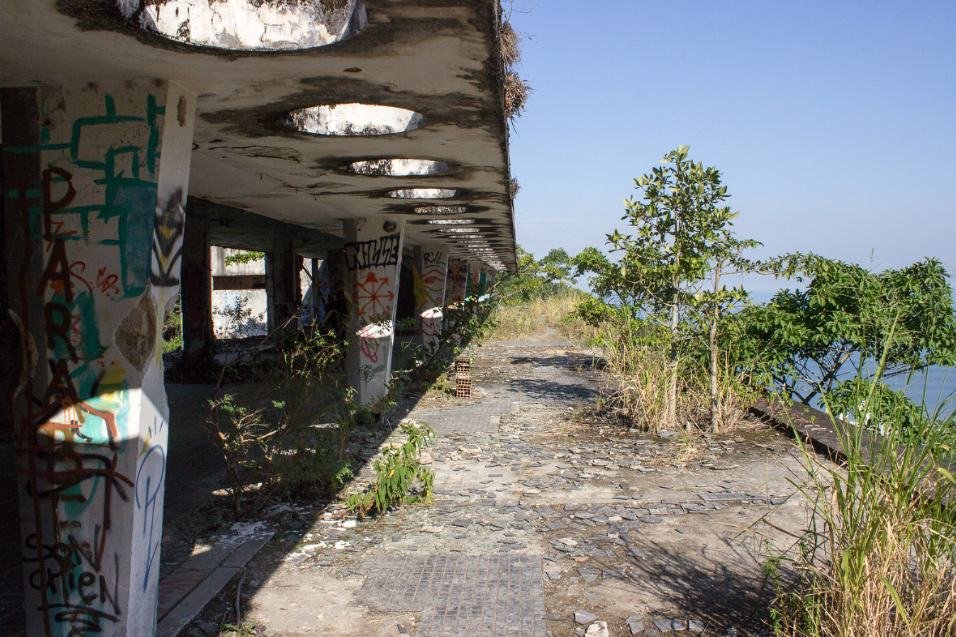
(413, 245, 449, 351)
(320, 248, 349, 339)
(478, 263, 489, 295)
(2, 81, 195, 636)
(266, 234, 297, 331)
(180, 210, 213, 367)
(444, 258, 468, 310)
(343, 218, 405, 406)
(467, 260, 482, 298)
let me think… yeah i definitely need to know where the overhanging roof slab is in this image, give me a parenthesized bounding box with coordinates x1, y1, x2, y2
(0, 0, 517, 269)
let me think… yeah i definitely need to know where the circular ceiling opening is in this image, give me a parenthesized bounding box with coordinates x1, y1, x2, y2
(119, 0, 367, 51)
(388, 188, 458, 199)
(440, 228, 483, 235)
(425, 218, 475, 225)
(285, 104, 423, 136)
(350, 159, 450, 177)
(413, 205, 468, 215)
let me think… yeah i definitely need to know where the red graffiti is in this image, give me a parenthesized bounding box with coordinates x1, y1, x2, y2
(354, 271, 394, 320)
(95, 268, 120, 296)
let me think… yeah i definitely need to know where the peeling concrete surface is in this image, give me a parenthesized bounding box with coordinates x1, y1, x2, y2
(9, 0, 517, 268)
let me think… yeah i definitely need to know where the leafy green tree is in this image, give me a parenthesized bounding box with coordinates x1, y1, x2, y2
(498, 245, 578, 304)
(575, 146, 758, 431)
(740, 255, 956, 405)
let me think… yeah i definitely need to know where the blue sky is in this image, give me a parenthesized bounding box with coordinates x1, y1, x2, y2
(506, 1, 956, 291)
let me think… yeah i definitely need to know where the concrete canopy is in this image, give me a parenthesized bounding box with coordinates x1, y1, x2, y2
(0, 0, 517, 271)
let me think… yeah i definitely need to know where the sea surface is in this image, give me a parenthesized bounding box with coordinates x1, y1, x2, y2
(747, 289, 955, 418)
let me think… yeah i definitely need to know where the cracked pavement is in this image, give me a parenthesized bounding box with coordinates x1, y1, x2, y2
(186, 332, 814, 637)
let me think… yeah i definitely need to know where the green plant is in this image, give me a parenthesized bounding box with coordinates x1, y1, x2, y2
(162, 300, 183, 353)
(739, 255, 956, 406)
(347, 422, 435, 517)
(495, 245, 579, 305)
(223, 249, 265, 266)
(769, 342, 956, 636)
(204, 327, 358, 512)
(205, 393, 271, 513)
(573, 146, 759, 431)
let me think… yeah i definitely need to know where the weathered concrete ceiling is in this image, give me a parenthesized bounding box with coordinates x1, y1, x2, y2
(0, 0, 516, 270)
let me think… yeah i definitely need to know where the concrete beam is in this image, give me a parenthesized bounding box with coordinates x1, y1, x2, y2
(187, 197, 345, 257)
(3, 80, 196, 636)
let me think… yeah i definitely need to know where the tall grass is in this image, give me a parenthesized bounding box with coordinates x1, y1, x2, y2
(490, 290, 589, 339)
(770, 369, 955, 636)
(588, 313, 758, 433)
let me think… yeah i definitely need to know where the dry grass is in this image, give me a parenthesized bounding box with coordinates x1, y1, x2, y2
(504, 72, 531, 119)
(490, 292, 583, 339)
(499, 20, 521, 67)
(769, 379, 956, 636)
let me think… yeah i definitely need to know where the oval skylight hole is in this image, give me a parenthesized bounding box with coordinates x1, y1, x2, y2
(388, 188, 458, 199)
(285, 104, 423, 136)
(413, 205, 468, 215)
(350, 159, 450, 177)
(119, 0, 367, 51)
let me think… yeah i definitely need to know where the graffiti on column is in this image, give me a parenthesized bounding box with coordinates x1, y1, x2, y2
(468, 264, 481, 296)
(344, 235, 400, 377)
(445, 259, 468, 306)
(7, 90, 172, 635)
(150, 189, 185, 287)
(413, 249, 447, 339)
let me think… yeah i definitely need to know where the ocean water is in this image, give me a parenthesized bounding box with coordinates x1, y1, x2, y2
(746, 289, 955, 418)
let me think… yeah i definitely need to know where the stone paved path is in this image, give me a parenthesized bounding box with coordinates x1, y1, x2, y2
(186, 332, 812, 637)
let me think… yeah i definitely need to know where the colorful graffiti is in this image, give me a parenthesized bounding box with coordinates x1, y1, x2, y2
(413, 248, 447, 343)
(4, 84, 184, 635)
(445, 258, 468, 307)
(343, 231, 402, 402)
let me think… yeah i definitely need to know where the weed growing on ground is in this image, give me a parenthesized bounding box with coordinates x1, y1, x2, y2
(768, 364, 955, 636)
(204, 327, 356, 513)
(347, 422, 435, 518)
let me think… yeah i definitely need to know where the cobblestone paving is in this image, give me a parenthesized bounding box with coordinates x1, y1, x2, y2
(187, 332, 812, 637)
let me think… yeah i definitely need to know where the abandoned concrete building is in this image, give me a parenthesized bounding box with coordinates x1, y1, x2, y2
(0, 1, 516, 634)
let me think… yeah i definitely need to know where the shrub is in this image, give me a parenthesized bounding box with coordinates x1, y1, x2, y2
(347, 422, 435, 517)
(204, 327, 356, 512)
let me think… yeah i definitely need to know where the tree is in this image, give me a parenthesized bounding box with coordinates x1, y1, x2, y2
(576, 146, 757, 431)
(739, 255, 956, 405)
(498, 245, 577, 304)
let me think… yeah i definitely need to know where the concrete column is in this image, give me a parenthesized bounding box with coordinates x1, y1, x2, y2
(320, 248, 349, 339)
(2, 81, 195, 636)
(343, 218, 405, 406)
(266, 234, 297, 331)
(444, 258, 468, 310)
(478, 263, 489, 295)
(180, 210, 213, 367)
(413, 245, 449, 351)
(467, 260, 482, 298)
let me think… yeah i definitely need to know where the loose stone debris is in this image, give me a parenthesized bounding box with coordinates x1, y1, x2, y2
(183, 331, 815, 636)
